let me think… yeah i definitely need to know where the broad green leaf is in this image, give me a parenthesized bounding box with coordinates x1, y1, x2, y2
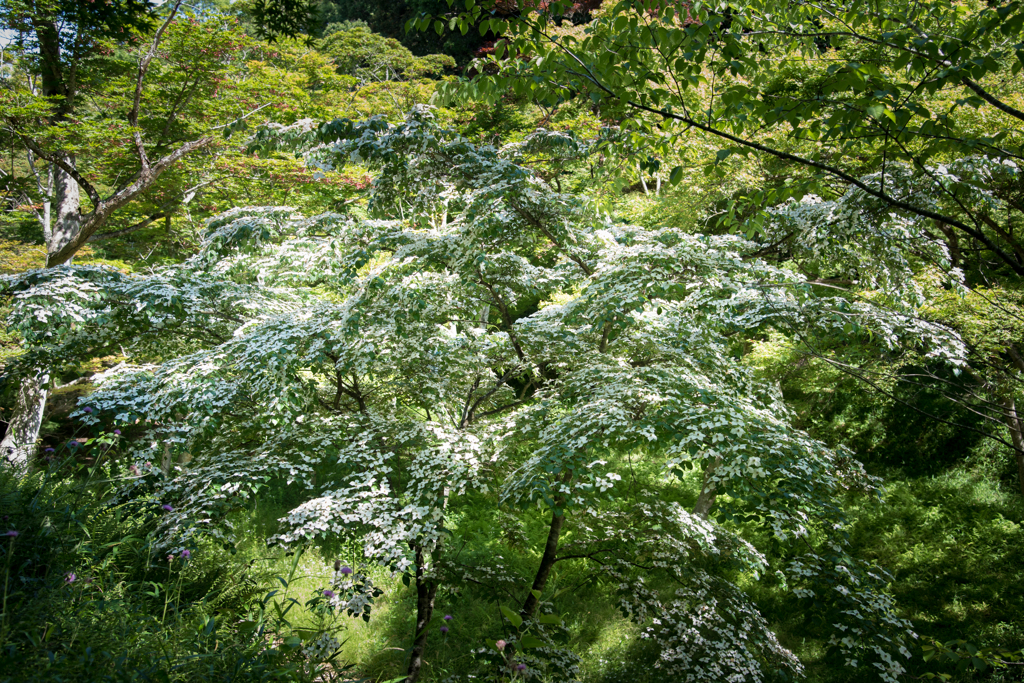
(500, 605, 523, 629)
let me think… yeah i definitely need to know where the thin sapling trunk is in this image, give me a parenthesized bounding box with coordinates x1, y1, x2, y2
(406, 544, 438, 683)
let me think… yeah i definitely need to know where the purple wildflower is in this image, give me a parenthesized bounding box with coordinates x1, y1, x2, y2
(44, 447, 55, 453)
(68, 440, 79, 449)
(339, 566, 353, 575)
(4, 530, 18, 538)
(82, 406, 93, 414)
(161, 504, 174, 512)
(323, 589, 336, 599)
(65, 572, 76, 584)
(443, 614, 453, 621)
(113, 429, 121, 435)
(440, 626, 449, 634)
(516, 663, 527, 672)
(180, 549, 191, 560)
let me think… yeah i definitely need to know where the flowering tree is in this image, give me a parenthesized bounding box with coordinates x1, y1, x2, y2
(757, 157, 1024, 493)
(1, 107, 962, 682)
(427, 0, 1024, 497)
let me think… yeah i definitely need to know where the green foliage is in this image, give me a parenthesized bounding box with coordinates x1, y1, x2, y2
(319, 0, 482, 63)
(319, 23, 452, 81)
(0, 449, 375, 682)
(440, 0, 1024, 279)
(921, 639, 1024, 680)
(842, 472, 1024, 681)
(408, 53, 456, 79)
(247, 0, 321, 43)
(0, 0, 157, 61)
(1, 2, 1023, 682)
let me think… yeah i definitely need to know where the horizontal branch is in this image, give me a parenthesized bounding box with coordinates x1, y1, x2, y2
(88, 212, 168, 242)
(543, 36, 1024, 275)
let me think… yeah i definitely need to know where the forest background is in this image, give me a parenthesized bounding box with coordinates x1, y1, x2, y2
(0, 1, 1022, 682)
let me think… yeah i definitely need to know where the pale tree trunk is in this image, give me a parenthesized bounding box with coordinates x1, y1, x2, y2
(1, 159, 81, 471)
(49, 157, 81, 261)
(1005, 346, 1024, 495)
(693, 455, 723, 518)
(1, 370, 49, 470)
(1003, 396, 1024, 495)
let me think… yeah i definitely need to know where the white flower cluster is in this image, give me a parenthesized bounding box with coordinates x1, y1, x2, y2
(325, 567, 382, 621)
(302, 632, 340, 661)
(565, 503, 798, 682)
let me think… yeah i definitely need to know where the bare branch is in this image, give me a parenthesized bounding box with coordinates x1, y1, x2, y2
(130, 0, 185, 168)
(88, 212, 168, 242)
(210, 103, 275, 131)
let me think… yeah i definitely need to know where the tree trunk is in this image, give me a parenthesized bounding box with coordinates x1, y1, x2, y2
(0, 370, 48, 470)
(1003, 396, 1024, 495)
(1, 22, 76, 473)
(693, 455, 722, 518)
(48, 156, 81, 262)
(520, 508, 565, 618)
(2, 158, 82, 472)
(1005, 347, 1024, 495)
(405, 544, 438, 683)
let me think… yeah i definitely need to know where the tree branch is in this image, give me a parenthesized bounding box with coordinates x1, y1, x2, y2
(45, 135, 212, 266)
(17, 135, 100, 207)
(130, 0, 184, 169)
(87, 212, 168, 242)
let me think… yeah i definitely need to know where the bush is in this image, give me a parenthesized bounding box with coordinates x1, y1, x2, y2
(0, 458, 354, 683)
(318, 23, 453, 81)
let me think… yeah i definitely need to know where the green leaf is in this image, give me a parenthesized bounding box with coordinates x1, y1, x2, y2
(500, 605, 523, 629)
(520, 635, 545, 649)
(669, 165, 683, 185)
(538, 613, 562, 624)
